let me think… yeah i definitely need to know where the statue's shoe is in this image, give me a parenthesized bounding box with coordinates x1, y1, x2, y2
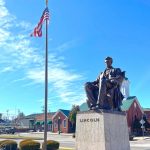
(89, 104, 97, 110)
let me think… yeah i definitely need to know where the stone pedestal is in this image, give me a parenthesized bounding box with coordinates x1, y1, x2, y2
(76, 110, 130, 150)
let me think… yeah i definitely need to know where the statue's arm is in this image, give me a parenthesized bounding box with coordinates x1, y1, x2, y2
(110, 68, 124, 83)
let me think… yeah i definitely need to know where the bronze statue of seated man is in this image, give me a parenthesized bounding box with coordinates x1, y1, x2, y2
(85, 56, 124, 111)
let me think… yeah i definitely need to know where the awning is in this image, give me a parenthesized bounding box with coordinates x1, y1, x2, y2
(48, 120, 52, 124)
(35, 120, 52, 125)
(34, 121, 41, 125)
(41, 121, 44, 125)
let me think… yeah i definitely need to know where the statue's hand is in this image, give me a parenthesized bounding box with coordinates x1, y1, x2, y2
(110, 79, 119, 86)
(110, 79, 115, 83)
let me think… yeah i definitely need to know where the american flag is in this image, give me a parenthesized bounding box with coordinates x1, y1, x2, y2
(31, 7, 49, 37)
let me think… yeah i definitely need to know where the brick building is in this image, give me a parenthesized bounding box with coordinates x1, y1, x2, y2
(35, 112, 55, 132)
(52, 109, 72, 133)
(121, 96, 143, 132)
(143, 108, 150, 124)
(32, 109, 72, 133)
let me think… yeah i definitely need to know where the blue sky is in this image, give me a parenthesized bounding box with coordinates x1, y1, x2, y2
(0, 0, 150, 117)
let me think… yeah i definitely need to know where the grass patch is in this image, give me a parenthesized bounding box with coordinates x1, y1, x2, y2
(0, 134, 43, 140)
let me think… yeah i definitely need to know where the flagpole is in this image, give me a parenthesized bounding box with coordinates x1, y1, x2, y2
(44, 0, 48, 150)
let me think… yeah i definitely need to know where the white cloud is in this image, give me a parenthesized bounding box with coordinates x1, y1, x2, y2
(0, 0, 86, 107)
(25, 62, 85, 105)
(15, 21, 33, 31)
(26, 69, 45, 83)
(0, 28, 10, 43)
(56, 40, 76, 52)
(0, 66, 14, 73)
(0, 0, 9, 18)
(11, 77, 27, 83)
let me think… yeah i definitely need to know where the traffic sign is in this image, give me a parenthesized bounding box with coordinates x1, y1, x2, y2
(140, 119, 145, 125)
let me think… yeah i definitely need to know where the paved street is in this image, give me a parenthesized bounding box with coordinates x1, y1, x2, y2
(130, 137, 150, 150)
(0, 132, 150, 150)
(26, 132, 150, 150)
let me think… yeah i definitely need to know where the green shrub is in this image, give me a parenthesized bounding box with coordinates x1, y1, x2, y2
(19, 139, 33, 145)
(42, 140, 59, 150)
(0, 140, 17, 150)
(19, 140, 40, 150)
(0, 140, 8, 145)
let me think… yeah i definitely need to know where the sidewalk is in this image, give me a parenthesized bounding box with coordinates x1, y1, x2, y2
(130, 136, 150, 148)
(133, 136, 150, 141)
(59, 147, 74, 150)
(30, 131, 73, 136)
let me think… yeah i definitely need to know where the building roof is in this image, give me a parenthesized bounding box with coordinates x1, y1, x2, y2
(25, 113, 42, 119)
(52, 109, 70, 119)
(143, 108, 150, 111)
(59, 109, 70, 117)
(126, 96, 136, 100)
(80, 103, 88, 111)
(25, 112, 56, 120)
(121, 99, 135, 111)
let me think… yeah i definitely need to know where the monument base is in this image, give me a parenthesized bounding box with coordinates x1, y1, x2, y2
(76, 110, 130, 150)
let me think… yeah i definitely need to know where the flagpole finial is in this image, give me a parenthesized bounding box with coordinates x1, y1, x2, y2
(46, 0, 48, 6)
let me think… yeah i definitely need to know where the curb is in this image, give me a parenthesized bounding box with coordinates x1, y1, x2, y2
(59, 147, 74, 150)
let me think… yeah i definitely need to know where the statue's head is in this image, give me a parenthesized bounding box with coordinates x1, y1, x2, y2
(105, 56, 113, 68)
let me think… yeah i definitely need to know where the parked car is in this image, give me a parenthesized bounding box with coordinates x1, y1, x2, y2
(4, 127, 15, 134)
(0, 128, 5, 134)
(0, 129, 3, 134)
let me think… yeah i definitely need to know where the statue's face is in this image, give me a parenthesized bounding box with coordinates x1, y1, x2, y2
(105, 59, 112, 68)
